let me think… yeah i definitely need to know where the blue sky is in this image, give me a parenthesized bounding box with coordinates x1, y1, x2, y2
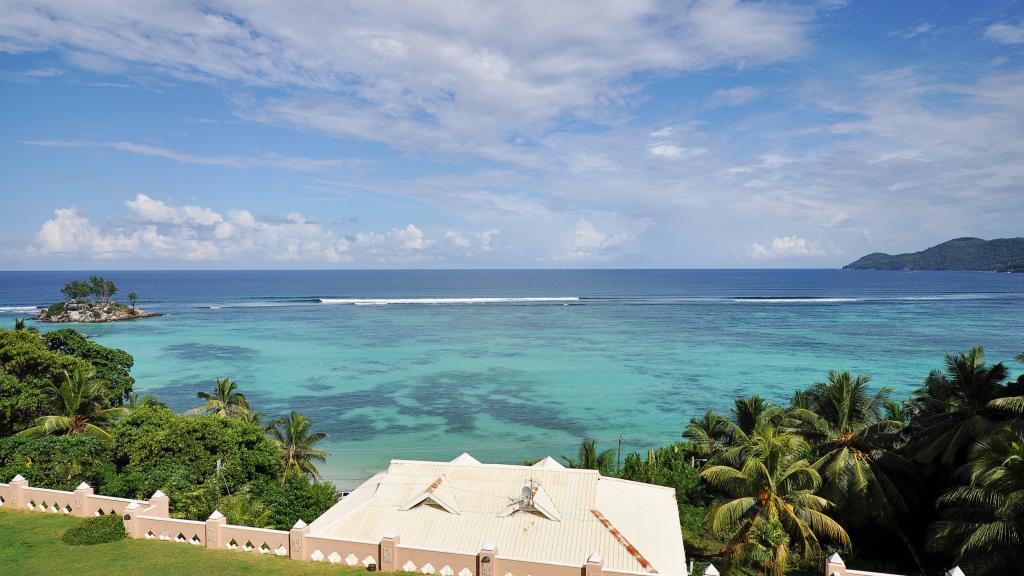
(1, 0, 1023, 269)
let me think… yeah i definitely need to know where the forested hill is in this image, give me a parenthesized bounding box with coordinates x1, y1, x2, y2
(843, 237, 1024, 271)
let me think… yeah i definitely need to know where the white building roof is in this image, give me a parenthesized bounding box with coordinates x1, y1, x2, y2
(309, 455, 687, 576)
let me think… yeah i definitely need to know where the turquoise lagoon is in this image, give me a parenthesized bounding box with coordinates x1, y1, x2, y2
(1, 269, 1022, 486)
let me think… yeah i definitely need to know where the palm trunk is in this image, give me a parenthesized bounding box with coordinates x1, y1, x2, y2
(895, 526, 926, 576)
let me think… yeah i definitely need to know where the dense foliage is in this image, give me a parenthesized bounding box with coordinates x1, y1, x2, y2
(0, 329, 90, 435)
(0, 326, 338, 529)
(843, 236, 1024, 270)
(43, 329, 134, 404)
(61, 514, 126, 545)
(559, 349, 1024, 576)
(0, 435, 112, 490)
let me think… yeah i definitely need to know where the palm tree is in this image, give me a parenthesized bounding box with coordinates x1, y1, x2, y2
(793, 371, 923, 572)
(683, 410, 731, 454)
(563, 438, 617, 475)
(732, 395, 776, 436)
(909, 347, 1022, 465)
(236, 408, 266, 427)
(715, 397, 788, 467)
(186, 377, 251, 418)
(268, 411, 328, 483)
(701, 424, 850, 576)
(16, 366, 127, 439)
(929, 428, 1024, 576)
(127, 392, 166, 410)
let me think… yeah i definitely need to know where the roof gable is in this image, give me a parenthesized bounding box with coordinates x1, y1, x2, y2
(401, 475, 460, 514)
(498, 480, 562, 522)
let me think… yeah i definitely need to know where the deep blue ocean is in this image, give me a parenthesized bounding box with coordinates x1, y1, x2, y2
(2, 269, 1022, 486)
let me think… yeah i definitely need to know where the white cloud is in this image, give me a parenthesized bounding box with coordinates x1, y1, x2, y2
(985, 22, 1024, 45)
(707, 85, 762, 108)
(125, 194, 222, 226)
(443, 228, 500, 255)
(567, 219, 630, 260)
(29, 195, 510, 265)
(22, 140, 351, 173)
(0, 1, 808, 160)
(444, 230, 471, 250)
(648, 143, 707, 160)
(749, 236, 826, 259)
(888, 23, 934, 40)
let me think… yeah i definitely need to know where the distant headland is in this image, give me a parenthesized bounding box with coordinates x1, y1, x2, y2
(843, 237, 1024, 272)
(34, 275, 163, 323)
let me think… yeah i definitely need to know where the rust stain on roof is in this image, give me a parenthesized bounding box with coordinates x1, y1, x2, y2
(425, 476, 444, 493)
(591, 509, 657, 573)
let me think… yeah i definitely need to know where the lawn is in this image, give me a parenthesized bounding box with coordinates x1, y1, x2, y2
(0, 509, 366, 576)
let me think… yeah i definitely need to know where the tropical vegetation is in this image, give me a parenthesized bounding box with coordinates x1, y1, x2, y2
(3, 318, 1023, 575)
(0, 324, 338, 529)
(562, 347, 1024, 576)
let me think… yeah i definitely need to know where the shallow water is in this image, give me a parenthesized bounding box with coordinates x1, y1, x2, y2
(2, 269, 1022, 486)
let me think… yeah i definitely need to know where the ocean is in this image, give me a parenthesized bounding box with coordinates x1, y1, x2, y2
(1, 269, 1022, 487)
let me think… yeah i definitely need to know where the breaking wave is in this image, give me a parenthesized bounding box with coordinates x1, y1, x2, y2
(319, 297, 581, 306)
(0, 306, 40, 313)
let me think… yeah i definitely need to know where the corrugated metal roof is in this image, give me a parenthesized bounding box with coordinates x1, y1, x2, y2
(311, 456, 687, 576)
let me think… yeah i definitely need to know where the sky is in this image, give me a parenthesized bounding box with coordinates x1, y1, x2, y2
(1, 1, 1023, 269)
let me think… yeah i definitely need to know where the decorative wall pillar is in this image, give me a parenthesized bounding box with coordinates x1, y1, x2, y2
(73, 482, 94, 517)
(379, 531, 399, 572)
(289, 519, 309, 561)
(478, 543, 497, 576)
(585, 552, 603, 576)
(206, 510, 226, 549)
(148, 490, 170, 517)
(123, 501, 141, 537)
(824, 553, 846, 576)
(8, 474, 27, 509)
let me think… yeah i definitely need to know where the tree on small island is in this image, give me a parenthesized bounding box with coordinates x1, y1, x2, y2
(88, 275, 117, 303)
(42, 276, 159, 323)
(60, 280, 91, 302)
(60, 276, 118, 303)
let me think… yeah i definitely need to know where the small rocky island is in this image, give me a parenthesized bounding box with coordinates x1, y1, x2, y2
(34, 275, 163, 323)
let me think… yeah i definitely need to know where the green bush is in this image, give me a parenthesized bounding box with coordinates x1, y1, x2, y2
(0, 329, 89, 435)
(0, 435, 114, 490)
(46, 301, 65, 316)
(62, 514, 125, 545)
(43, 328, 135, 405)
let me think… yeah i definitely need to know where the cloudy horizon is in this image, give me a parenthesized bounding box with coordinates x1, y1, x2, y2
(2, 1, 1023, 269)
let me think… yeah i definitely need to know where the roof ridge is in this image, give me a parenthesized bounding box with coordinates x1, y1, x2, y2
(390, 459, 601, 474)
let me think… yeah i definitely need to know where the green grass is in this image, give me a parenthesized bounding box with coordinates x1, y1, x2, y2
(0, 509, 367, 576)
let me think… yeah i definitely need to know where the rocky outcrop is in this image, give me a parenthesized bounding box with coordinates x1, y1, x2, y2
(34, 300, 163, 323)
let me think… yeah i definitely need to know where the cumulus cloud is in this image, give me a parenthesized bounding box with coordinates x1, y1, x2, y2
(567, 219, 631, 260)
(749, 236, 826, 259)
(29, 194, 502, 265)
(985, 22, 1024, 45)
